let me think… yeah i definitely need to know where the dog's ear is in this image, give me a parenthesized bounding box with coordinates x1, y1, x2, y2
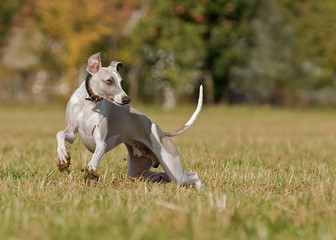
(87, 52, 102, 74)
(110, 61, 124, 72)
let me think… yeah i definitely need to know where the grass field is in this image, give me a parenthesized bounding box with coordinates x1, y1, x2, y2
(1, 103, 336, 240)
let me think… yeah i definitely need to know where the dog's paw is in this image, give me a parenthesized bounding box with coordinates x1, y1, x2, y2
(57, 146, 70, 162)
(83, 168, 99, 184)
(57, 156, 71, 173)
(189, 172, 202, 189)
(149, 172, 171, 183)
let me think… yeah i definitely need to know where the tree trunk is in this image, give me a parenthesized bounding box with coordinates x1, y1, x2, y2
(18, 70, 29, 100)
(128, 64, 140, 99)
(204, 70, 215, 104)
(162, 84, 176, 109)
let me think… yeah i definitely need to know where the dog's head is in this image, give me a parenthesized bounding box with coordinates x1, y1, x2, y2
(86, 52, 130, 106)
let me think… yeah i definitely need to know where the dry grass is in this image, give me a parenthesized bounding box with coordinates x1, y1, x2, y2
(0, 104, 336, 239)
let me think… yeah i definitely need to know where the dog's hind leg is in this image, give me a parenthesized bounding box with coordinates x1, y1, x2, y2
(56, 125, 77, 172)
(149, 123, 202, 188)
(125, 144, 170, 183)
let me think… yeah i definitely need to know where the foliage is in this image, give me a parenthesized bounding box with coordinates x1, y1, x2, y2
(168, 0, 260, 100)
(1, 0, 336, 105)
(27, 0, 139, 93)
(0, 0, 24, 45)
(280, 0, 336, 69)
(228, 0, 296, 104)
(226, 0, 336, 105)
(31, 0, 135, 68)
(135, 0, 260, 102)
(201, 0, 260, 101)
(133, 0, 205, 102)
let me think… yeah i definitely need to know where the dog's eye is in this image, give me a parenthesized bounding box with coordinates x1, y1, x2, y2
(106, 79, 113, 85)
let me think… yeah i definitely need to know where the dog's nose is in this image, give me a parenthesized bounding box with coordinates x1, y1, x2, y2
(122, 96, 131, 105)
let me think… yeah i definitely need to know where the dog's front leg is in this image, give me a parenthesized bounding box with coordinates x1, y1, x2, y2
(84, 122, 108, 182)
(56, 125, 77, 172)
(84, 141, 106, 182)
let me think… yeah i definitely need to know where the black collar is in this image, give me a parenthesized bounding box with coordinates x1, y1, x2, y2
(85, 74, 103, 102)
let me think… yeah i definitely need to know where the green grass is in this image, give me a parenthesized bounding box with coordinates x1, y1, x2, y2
(1, 104, 336, 239)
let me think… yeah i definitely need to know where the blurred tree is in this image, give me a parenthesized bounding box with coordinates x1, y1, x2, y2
(228, 0, 296, 105)
(1, 1, 42, 100)
(134, 0, 260, 104)
(31, 0, 138, 91)
(0, 0, 24, 45)
(0, 0, 139, 100)
(168, 0, 260, 103)
(279, 0, 336, 70)
(285, 0, 336, 106)
(229, 0, 336, 106)
(3, 0, 335, 105)
(133, 0, 205, 105)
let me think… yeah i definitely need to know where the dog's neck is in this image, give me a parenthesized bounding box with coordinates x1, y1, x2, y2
(85, 74, 103, 102)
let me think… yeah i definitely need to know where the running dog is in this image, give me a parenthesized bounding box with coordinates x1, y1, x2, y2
(56, 52, 203, 188)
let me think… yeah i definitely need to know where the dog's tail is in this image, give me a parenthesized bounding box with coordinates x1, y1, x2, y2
(165, 85, 203, 137)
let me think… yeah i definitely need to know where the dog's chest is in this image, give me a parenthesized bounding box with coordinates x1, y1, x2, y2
(78, 108, 106, 153)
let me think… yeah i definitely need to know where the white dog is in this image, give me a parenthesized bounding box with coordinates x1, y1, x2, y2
(56, 53, 203, 188)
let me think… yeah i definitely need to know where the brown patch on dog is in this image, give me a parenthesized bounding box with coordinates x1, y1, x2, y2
(83, 168, 99, 184)
(57, 156, 71, 173)
(91, 125, 96, 136)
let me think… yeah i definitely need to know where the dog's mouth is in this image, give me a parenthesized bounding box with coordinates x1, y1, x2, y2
(109, 97, 125, 106)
